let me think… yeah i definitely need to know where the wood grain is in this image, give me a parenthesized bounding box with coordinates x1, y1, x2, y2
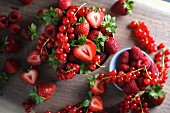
(0, 0, 170, 113)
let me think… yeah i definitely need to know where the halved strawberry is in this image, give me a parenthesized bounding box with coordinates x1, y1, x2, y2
(89, 96, 104, 112)
(86, 7, 104, 29)
(73, 40, 96, 62)
(26, 50, 42, 66)
(20, 68, 38, 85)
(90, 78, 106, 95)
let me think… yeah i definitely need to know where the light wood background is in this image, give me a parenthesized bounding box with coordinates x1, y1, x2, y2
(0, 0, 170, 113)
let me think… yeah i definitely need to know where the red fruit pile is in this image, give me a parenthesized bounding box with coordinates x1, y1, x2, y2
(32, 5, 119, 80)
(129, 21, 157, 53)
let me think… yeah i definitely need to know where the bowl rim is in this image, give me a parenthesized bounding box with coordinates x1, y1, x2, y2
(109, 47, 154, 91)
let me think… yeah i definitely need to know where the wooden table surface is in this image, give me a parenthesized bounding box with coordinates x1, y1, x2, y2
(0, 0, 170, 113)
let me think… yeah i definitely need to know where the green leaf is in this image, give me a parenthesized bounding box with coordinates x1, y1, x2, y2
(70, 35, 87, 47)
(88, 91, 92, 97)
(37, 7, 60, 26)
(48, 52, 60, 69)
(93, 32, 107, 52)
(102, 14, 117, 34)
(123, 0, 134, 15)
(87, 74, 99, 87)
(81, 99, 90, 107)
(76, 17, 86, 25)
(28, 23, 38, 41)
(93, 6, 100, 12)
(79, 63, 91, 74)
(0, 36, 9, 52)
(0, 71, 8, 88)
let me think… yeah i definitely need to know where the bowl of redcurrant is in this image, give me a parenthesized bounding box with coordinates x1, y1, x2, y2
(109, 46, 155, 91)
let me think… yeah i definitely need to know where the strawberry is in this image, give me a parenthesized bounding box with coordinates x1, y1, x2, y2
(89, 96, 104, 112)
(72, 36, 96, 62)
(19, 0, 33, 5)
(74, 17, 90, 37)
(104, 37, 119, 54)
(101, 14, 117, 35)
(87, 30, 100, 41)
(86, 7, 104, 29)
(8, 10, 22, 23)
(19, 23, 38, 41)
(29, 82, 56, 104)
(57, 0, 72, 10)
(20, 68, 38, 85)
(123, 80, 139, 95)
(146, 84, 166, 107)
(4, 58, 19, 74)
(26, 50, 42, 66)
(37, 7, 63, 25)
(88, 74, 106, 95)
(0, 36, 20, 53)
(110, 0, 134, 16)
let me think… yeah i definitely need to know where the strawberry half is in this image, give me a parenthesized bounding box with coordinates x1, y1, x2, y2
(20, 68, 38, 85)
(86, 7, 104, 29)
(26, 50, 42, 66)
(29, 82, 56, 104)
(89, 96, 104, 112)
(110, 0, 134, 16)
(73, 36, 96, 62)
(88, 74, 106, 96)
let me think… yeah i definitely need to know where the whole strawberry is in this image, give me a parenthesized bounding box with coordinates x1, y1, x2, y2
(29, 82, 56, 104)
(146, 84, 166, 107)
(4, 58, 20, 74)
(110, 0, 134, 16)
(8, 10, 22, 23)
(104, 37, 119, 54)
(74, 17, 90, 37)
(19, 23, 38, 41)
(0, 36, 20, 53)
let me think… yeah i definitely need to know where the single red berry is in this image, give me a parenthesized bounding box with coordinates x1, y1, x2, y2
(164, 49, 170, 55)
(8, 10, 22, 23)
(8, 23, 21, 34)
(0, 15, 8, 29)
(158, 43, 165, 49)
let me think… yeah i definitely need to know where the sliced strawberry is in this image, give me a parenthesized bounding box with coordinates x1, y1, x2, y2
(73, 40, 96, 62)
(86, 9, 104, 29)
(20, 69, 38, 85)
(26, 50, 42, 66)
(89, 96, 104, 112)
(90, 78, 106, 95)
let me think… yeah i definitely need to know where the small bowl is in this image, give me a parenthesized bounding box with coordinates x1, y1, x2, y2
(109, 47, 154, 91)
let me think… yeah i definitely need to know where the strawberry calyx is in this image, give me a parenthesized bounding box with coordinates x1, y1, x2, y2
(27, 23, 38, 41)
(123, 0, 134, 15)
(21, 66, 33, 73)
(0, 71, 8, 88)
(92, 6, 100, 12)
(93, 32, 107, 52)
(101, 14, 117, 34)
(87, 74, 99, 87)
(79, 62, 91, 74)
(0, 36, 9, 52)
(75, 16, 87, 25)
(37, 7, 60, 25)
(29, 87, 45, 104)
(70, 35, 87, 47)
(146, 84, 167, 99)
(48, 51, 60, 69)
(80, 91, 93, 108)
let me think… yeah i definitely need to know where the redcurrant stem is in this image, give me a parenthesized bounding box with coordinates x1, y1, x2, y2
(130, 91, 145, 102)
(96, 62, 105, 67)
(100, 76, 112, 82)
(66, 68, 75, 73)
(74, 3, 86, 16)
(85, 108, 89, 113)
(130, 67, 145, 74)
(139, 101, 144, 113)
(76, 105, 82, 110)
(135, 20, 140, 27)
(40, 38, 50, 55)
(144, 66, 152, 80)
(161, 48, 165, 72)
(30, 109, 36, 113)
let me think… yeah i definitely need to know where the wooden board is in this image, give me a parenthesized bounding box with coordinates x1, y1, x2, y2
(0, 0, 170, 113)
